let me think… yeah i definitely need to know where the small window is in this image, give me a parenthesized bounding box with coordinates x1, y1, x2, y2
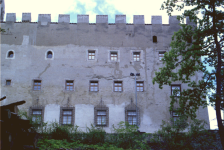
(60, 107, 75, 126)
(97, 110, 107, 126)
(33, 80, 41, 91)
(114, 81, 123, 92)
(88, 50, 95, 60)
(90, 81, 99, 92)
(6, 80, 11, 86)
(172, 111, 179, 125)
(65, 80, 74, 91)
(127, 111, 137, 125)
(159, 51, 166, 60)
(47, 51, 53, 58)
(110, 52, 118, 61)
(32, 109, 42, 124)
(133, 52, 140, 61)
(171, 85, 181, 96)
(153, 36, 157, 43)
(136, 81, 144, 92)
(7, 51, 14, 58)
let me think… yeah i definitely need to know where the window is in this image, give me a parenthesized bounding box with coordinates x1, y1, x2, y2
(114, 81, 123, 92)
(127, 111, 137, 125)
(62, 110, 72, 125)
(133, 52, 140, 61)
(97, 110, 107, 126)
(90, 81, 99, 92)
(7, 51, 14, 58)
(171, 85, 181, 96)
(153, 36, 157, 43)
(88, 50, 95, 60)
(125, 100, 139, 125)
(94, 101, 109, 127)
(159, 51, 166, 60)
(47, 51, 53, 58)
(33, 80, 41, 91)
(6, 80, 11, 86)
(136, 81, 144, 92)
(172, 111, 179, 125)
(32, 109, 42, 123)
(60, 107, 75, 126)
(65, 80, 74, 91)
(110, 52, 118, 61)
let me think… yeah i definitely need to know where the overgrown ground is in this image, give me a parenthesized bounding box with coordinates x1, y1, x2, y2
(19, 111, 223, 150)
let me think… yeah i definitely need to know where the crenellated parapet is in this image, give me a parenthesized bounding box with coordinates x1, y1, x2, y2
(4, 13, 183, 25)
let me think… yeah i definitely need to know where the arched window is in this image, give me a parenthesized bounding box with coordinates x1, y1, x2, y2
(153, 36, 157, 43)
(47, 51, 52, 58)
(8, 51, 14, 58)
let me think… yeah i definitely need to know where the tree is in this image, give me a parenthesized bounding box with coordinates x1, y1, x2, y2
(153, 0, 224, 148)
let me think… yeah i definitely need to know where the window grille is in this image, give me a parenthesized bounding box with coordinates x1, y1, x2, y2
(125, 100, 139, 125)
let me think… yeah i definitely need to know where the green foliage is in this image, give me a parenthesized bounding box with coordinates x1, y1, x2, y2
(0, 28, 6, 33)
(151, 118, 221, 150)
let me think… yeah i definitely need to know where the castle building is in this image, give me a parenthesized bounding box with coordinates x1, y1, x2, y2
(0, 4, 210, 132)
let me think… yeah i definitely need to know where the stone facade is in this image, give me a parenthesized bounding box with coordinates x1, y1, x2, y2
(0, 12, 210, 132)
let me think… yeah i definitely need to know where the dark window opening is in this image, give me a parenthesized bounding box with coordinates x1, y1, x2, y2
(47, 51, 53, 58)
(153, 36, 157, 43)
(6, 80, 11, 86)
(8, 51, 14, 58)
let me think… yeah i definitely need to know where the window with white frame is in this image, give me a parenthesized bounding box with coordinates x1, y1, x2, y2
(136, 81, 144, 92)
(33, 80, 41, 91)
(31, 109, 42, 124)
(171, 85, 181, 96)
(88, 50, 95, 60)
(133, 52, 140, 61)
(114, 81, 123, 92)
(97, 110, 107, 126)
(159, 51, 166, 60)
(65, 80, 74, 91)
(90, 81, 99, 92)
(60, 107, 75, 126)
(110, 52, 118, 61)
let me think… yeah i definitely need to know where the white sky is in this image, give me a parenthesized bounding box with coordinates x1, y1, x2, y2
(3, 0, 221, 129)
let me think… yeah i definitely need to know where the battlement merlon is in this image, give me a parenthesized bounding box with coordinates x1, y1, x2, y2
(4, 13, 184, 25)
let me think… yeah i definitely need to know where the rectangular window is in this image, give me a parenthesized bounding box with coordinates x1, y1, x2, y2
(171, 85, 181, 96)
(136, 81, 144, 92)
(133, 52, 140, 61)
(62, 110, 72, 125)
(32, 109, 42, 124)
(88, 50, 95, 60)
(114, 81, 123, 92)
(6, 80, 11, 86)
(97, 110, 107, 126)
(127, 111, 137, 125)
(65, 80, 74, 91)
(159, 51, 166, 60)
(172, 111, 179, 125)
(110, 52, 118, 61)
(33, 80, 41, 91)
(90, 81, 99, 92)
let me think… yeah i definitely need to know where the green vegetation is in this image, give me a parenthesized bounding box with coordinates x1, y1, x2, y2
(18, 110, 221, 149)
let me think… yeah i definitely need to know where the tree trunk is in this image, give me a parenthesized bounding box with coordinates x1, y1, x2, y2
(212, 1, 224, 149)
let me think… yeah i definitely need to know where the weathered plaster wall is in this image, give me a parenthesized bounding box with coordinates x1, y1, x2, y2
(0, 14, 210, 132)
